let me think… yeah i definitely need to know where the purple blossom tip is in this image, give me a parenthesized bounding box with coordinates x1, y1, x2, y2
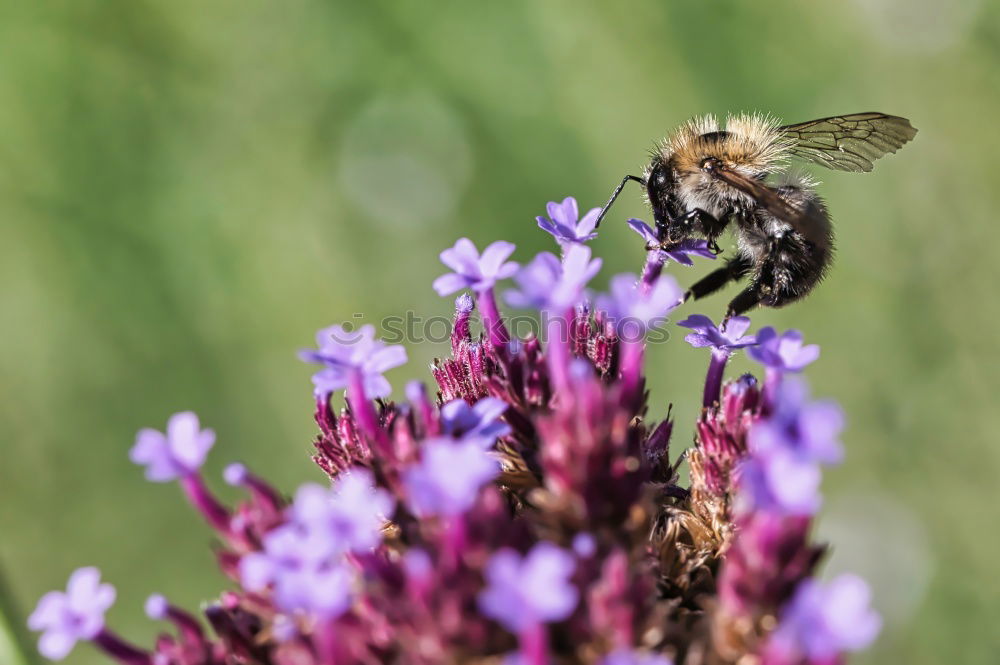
(300, 324, 407, 399)
(505, 244, 602, 311)
(433, 238, 519, 296)
(677, 314, 757, 352)
(747, 327, 819, 373)
(28, 567, 116, 661)
(130, 411, 215, 482)
(404, 437, 500, 517)
(478, 543, 578, 633)
(223, 463, 248, 486)
(536, 196, 600, 246)
(571, 533, 597, 558)
(405, 380, 427, 405)
(455, 292, 475, 314)
(596, 273, 682, 337)
(144, 594, 168, 620)
(768, 575, 881, 662)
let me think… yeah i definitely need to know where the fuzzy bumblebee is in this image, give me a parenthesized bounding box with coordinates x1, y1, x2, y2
(596, 112, 918, 319)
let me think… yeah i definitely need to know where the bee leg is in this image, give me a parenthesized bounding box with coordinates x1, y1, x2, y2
(684, 256, 752, 302)
(662, 208, 721, 243)
(724, 283, 764, 321)
(680, 208, 721, 234)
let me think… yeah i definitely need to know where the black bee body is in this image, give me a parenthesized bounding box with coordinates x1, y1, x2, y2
(680, 177, 834, 315)
(595, 112, 916, 319)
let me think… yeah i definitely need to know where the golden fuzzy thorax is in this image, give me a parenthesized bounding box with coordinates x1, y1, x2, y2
(657, 113, 792, 177)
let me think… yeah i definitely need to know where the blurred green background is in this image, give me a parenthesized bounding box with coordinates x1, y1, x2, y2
(2, 1, 999, 664)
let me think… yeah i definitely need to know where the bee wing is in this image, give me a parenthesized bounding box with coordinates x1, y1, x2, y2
(705, 165, 827, 245)
(779, 112, 917, 173)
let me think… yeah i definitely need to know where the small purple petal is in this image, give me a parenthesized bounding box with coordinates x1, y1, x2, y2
(300, 324, 407, 399)
(130, 412, 215, 482)
(626, 218, 658, 244)
(506, 246, 601, 311)
(477, 543, 578, 633)
(747, 327, 820, 372)
(768, 575, 881, 662)
(28, 567, 116, 661)
(677, 314, 757, 352)
(434, 237, 520, 295)
(536, 197, 601, 246)
(404, 437, 500, 517)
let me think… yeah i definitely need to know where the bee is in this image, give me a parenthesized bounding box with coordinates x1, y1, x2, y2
(595, 112, 917, 319)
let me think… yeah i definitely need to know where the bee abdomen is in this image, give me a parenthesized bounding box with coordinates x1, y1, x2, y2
(739, 184, 834, 307)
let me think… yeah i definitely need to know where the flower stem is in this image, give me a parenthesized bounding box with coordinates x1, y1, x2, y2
(762, 367, 782, 414)
(619, 339, 645, 402)
(314, 618, 340, 665)
(444, 516, 466, 571)
(163, 602, 206, 648)
(477, 287, 510, 352)
(639, 249, 666, 293)
(179, 473, 231, 535)
(348, 369, 392, 460)
(518, 623, 548, 665)
(545, 308, 574, 395)
(703, 349, 730, 409)
(92, 629, 151, 665)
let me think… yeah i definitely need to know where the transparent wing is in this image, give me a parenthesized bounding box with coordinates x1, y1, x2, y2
(780, 112, 917, 172)
(705, 164, 828, 246)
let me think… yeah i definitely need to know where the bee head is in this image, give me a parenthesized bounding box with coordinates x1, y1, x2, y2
(644, 155, 704, 243)
(643, 156, 679, 230)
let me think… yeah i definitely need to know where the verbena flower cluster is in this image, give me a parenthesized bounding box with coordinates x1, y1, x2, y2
(28, 197, 880, 665)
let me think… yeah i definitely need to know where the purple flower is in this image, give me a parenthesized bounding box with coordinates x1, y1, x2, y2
(404, 437, 500, 517)
(129, 411, 215, 482)
(747, 327, 819, 372)
(440, 397, 511, 444)
(433, 238, 520, 296)
(536, 197, 600, 246)
(596, 273, 682, 337)
(290, 469, 394, 552)
(738, 378, 843, 516)
(239, 523, 353, 617)
(478, 542, 578, 633)
(299, 324, 407, 399)
(750, 378, 844, 466)
(767, 575, 881, 663)
(737, 448, 822, 516)
(627, 219, 716, 266)
(505, 244, 602, 311)
(600, 649, 674, 665)
(677, 314, 757, 352)
(28, 567, 116, 660)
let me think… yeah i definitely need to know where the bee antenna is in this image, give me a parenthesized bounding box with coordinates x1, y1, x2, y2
(594, 174, 646, 229)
